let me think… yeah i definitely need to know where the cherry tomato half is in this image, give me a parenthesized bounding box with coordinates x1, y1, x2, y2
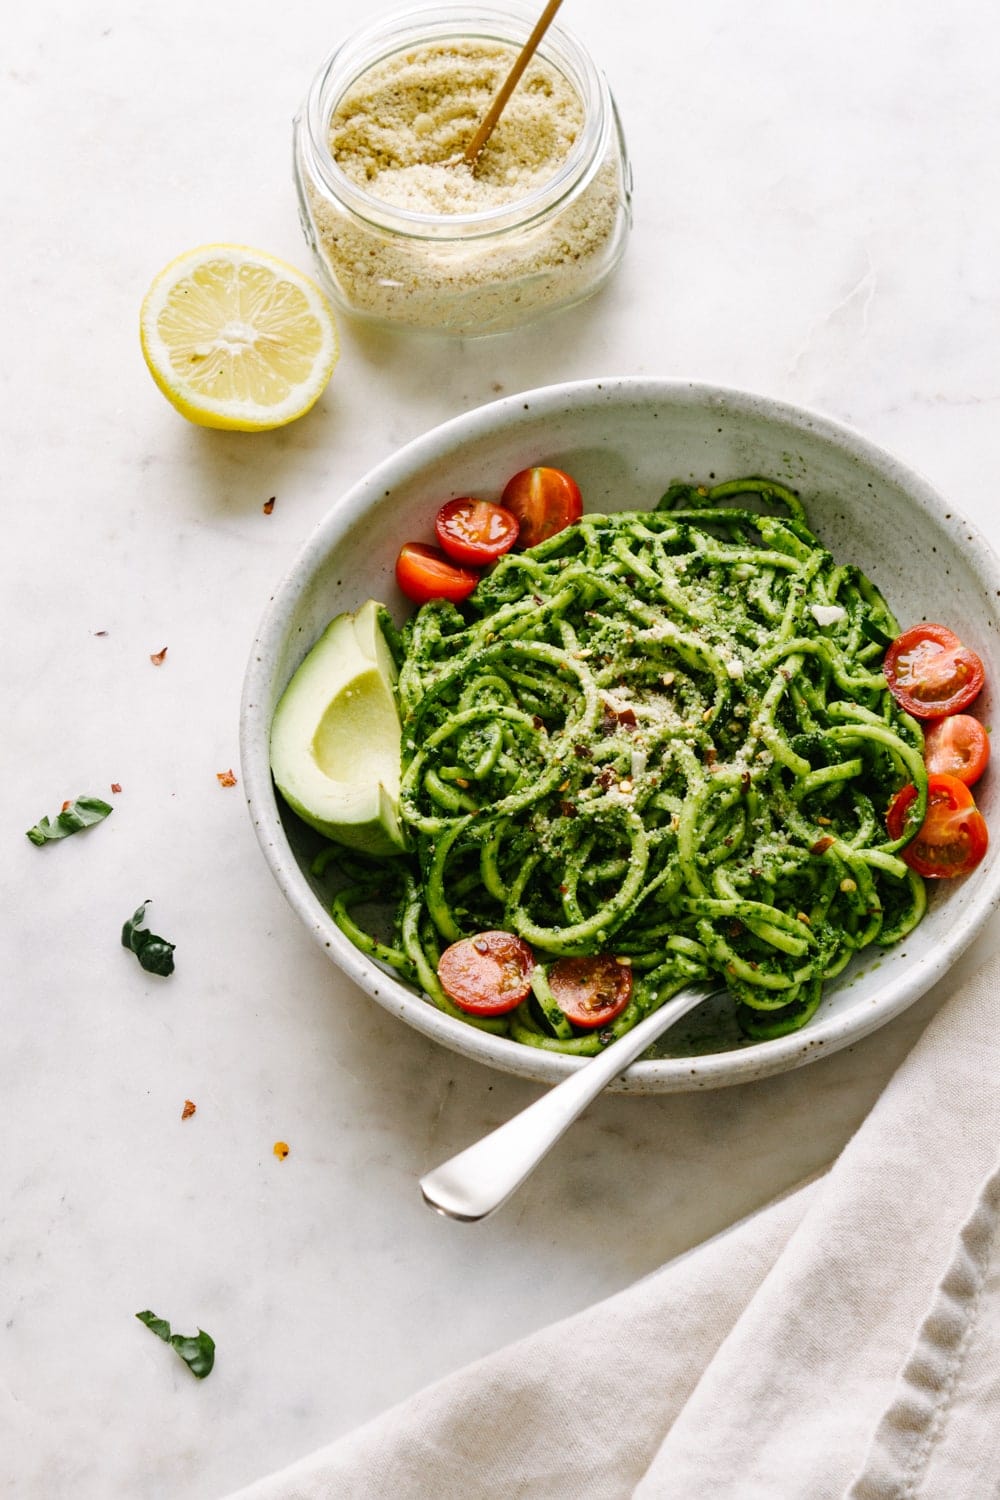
(883, 623, 985, 719)
(500, 466, 583, 549)
(923, 714, 990, 787)
(395, 542, 479, 605)
(434, 497, 520, 566)
(437, 931, 535, 1016)
(547, 954, 633, 1029)
(886, 773, 989, 878)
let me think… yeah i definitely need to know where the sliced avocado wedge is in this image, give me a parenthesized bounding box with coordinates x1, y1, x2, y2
(270, 599, 407, 857)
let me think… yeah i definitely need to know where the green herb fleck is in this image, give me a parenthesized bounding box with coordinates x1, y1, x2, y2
(26, 796, 113, 846)
(136, 1310, 215, 1378)
(122, 901, 176, 977)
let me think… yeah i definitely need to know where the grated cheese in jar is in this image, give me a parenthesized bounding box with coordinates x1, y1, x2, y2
(293, 8, 632, 335)
(329, 42, 583, 211)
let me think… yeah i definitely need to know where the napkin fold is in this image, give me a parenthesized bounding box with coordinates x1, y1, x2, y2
(227, 952, 1000, 1500)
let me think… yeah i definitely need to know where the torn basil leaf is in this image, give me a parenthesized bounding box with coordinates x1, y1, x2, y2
(122, 901, 176, 977)
(136, 1310, 215, 1379)
(26, 796, 113, 846)
(136, 1311, 171, 1341)
(169, 1330, 216, 1378)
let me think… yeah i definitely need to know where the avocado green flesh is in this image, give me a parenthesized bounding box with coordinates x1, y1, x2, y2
(312, 670, 400, 793)
(270, 600, 406, 857)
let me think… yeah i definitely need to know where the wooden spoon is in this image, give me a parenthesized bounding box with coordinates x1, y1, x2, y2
(459, 0, 565, 170)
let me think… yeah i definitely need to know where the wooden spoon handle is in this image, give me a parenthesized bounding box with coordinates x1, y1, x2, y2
(463, 0, 565, 168)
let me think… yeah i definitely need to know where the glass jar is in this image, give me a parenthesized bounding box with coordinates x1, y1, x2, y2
(292, 3, 632, 336)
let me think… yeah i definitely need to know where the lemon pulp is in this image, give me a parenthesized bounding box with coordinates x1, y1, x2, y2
(140, 244, 338, 431)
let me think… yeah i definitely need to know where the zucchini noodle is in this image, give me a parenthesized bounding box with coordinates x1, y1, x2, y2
(325, 478, 929, 1052)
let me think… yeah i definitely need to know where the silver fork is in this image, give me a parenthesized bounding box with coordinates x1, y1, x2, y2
(420, 981, 723, 1221)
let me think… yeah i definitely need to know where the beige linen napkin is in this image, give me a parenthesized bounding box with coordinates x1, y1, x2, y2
(226, 952, 1000, 1500)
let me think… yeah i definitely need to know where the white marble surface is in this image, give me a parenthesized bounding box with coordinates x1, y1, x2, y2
(4, 2, 1000, 1495)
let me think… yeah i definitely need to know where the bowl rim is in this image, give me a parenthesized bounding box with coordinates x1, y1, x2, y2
(240, 375, 1000, 1092)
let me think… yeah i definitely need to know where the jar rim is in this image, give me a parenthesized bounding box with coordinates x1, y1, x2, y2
(298, 1, 610, 240)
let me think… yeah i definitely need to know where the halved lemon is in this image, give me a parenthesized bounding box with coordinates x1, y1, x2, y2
(139, 244, 339, 431)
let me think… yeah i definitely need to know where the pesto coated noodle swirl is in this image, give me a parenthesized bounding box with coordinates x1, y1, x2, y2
(326, 478, 929, 1054)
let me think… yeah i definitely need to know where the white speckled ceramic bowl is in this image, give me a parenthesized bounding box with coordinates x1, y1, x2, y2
(240, 379, 1000, 1092)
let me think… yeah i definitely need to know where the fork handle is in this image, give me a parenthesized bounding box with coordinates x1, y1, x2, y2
(419, 982, 719, 1222)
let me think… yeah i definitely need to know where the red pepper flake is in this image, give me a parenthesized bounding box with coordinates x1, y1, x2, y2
(216, 769, 238, 788)
(601, 705, 638, 734)
(560, 800, 577, 818)
(273, 1141, 290, 1160)
(150, 647, 168, 666)
(263, 496, 276, 514)
(61, 800, 72, 813)
(111, 783, 122, 794)
(181, 1099, 196, 1120)
(810, 836, 835, 855)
